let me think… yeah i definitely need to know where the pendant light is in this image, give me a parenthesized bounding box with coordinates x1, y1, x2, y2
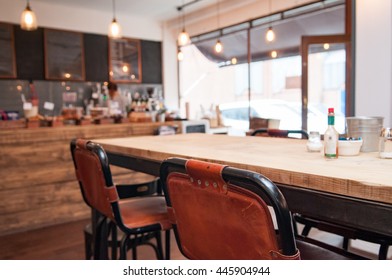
(178, 30, 190, 46)
(177, 2, 190, 46)
(215, 39, 223, 53)
(20, 0, 38, 31)
(266, 27, 275, 42)
(214, 0, 223, 53)
(265, 0, 275, 42)
(177, 48, 184, 61)
(109, 0, 122, 39)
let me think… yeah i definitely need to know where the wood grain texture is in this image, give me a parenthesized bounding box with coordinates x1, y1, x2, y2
(95, 134, 392, 205)
(0, 122, 180, 236)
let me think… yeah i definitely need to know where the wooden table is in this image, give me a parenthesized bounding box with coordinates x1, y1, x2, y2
(94, 133, 392, 237)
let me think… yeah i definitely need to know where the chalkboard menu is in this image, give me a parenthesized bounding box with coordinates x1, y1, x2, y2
(44, 29, 85, 81)
(109, 37, 141, 83)
(0, 23, 16, 78)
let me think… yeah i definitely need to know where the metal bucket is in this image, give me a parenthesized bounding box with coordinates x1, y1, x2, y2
(346, 117, 384, 152)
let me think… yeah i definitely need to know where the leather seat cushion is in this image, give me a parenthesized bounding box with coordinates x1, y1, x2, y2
(119, 196, 171, 230)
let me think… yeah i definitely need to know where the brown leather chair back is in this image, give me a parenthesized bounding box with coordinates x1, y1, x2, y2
(160, 158, 299, 260)
(72, 139, 117, 221)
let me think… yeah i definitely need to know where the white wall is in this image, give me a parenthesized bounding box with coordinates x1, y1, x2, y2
(356, 0, 392, 127)
(0, 0, 162, 40)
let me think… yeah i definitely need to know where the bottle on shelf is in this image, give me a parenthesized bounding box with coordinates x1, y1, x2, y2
(324, 107, 339, 159)
(28, 80, 39, 107)
(24, 80, 39, 119)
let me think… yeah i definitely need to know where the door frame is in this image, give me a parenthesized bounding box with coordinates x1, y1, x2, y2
(301, 34, 352, 131)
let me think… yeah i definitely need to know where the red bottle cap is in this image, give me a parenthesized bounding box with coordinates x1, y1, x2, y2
(328, 108, 334, 113)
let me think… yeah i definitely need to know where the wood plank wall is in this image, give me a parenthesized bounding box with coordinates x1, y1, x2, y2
(0, 122, 180, 236)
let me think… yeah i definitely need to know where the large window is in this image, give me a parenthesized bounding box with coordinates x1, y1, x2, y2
(179, 30, 249, 131)
(179, 0, 350, 135)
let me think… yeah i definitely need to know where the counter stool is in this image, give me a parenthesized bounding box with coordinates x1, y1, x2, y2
(71, 139, 171, 260)
(159, 157, 365, 260)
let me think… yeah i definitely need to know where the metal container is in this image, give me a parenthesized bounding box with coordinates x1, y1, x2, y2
(346, 116, 384, 152)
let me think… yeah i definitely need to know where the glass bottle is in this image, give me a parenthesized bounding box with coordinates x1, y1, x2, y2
(24, 80, 39, 118)
(28, 80, 39, 107)
(324, 108, 339, 159)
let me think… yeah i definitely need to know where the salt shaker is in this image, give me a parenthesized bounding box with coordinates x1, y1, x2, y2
(379, 128, 392, 159)
(307, 131, 322, 152)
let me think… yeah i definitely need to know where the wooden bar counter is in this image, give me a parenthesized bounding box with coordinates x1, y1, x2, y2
(0, 122, 180, 236)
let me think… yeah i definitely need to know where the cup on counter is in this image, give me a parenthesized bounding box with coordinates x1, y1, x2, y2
(379, 128, 392, 159)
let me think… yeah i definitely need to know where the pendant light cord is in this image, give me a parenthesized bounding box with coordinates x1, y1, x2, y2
(181, 0, 185, 30)
(112, 0, 116, 19)
(268, 0, 271, 26)
(216, 0, 220, 29)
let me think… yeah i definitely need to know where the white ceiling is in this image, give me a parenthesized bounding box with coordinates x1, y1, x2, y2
(33, 0, 220, 21)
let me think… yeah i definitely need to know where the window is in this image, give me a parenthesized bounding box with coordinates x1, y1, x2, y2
(179, 0, 350, 135)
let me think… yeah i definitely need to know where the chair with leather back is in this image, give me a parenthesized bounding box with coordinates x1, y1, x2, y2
(251, 128, 309, 139)
(159, 157, 365, 260)
(70, 138, 171, 260)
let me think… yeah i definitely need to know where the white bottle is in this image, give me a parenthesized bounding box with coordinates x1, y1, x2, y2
(324, 108, 339, 159)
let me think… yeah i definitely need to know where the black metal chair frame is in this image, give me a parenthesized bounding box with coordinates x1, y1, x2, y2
(70, 139, 170, 260)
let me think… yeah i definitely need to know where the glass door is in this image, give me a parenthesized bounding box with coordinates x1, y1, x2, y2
(301, 35, 351, 134)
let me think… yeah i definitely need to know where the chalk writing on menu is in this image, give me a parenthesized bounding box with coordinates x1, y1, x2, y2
(0, 23, 16, 78)
(44, 29, 85, 81)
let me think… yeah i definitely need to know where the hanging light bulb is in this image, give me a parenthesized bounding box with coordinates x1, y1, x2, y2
(178, 29, 190, 46)
(109, 0, 122, 38)
(20, 0, 38, 31)
(177, 3, 190, 46)
(109, 19, 122, 39)
(265, 0, 275, 42)
(177, 49, 184, 61)
(271, 50, 277, 58)
(213, 0, 223, 53)
(265, 27, 275, 42)
(215, 39, 223, 53)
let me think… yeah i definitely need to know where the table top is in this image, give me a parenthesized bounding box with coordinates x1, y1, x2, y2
(95, 133, 392, 205)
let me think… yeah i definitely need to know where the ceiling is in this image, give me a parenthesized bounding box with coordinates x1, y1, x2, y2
(33, 0, 221, 21)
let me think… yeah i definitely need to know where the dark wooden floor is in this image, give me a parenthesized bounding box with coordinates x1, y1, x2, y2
(0, 219, 185, 260)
